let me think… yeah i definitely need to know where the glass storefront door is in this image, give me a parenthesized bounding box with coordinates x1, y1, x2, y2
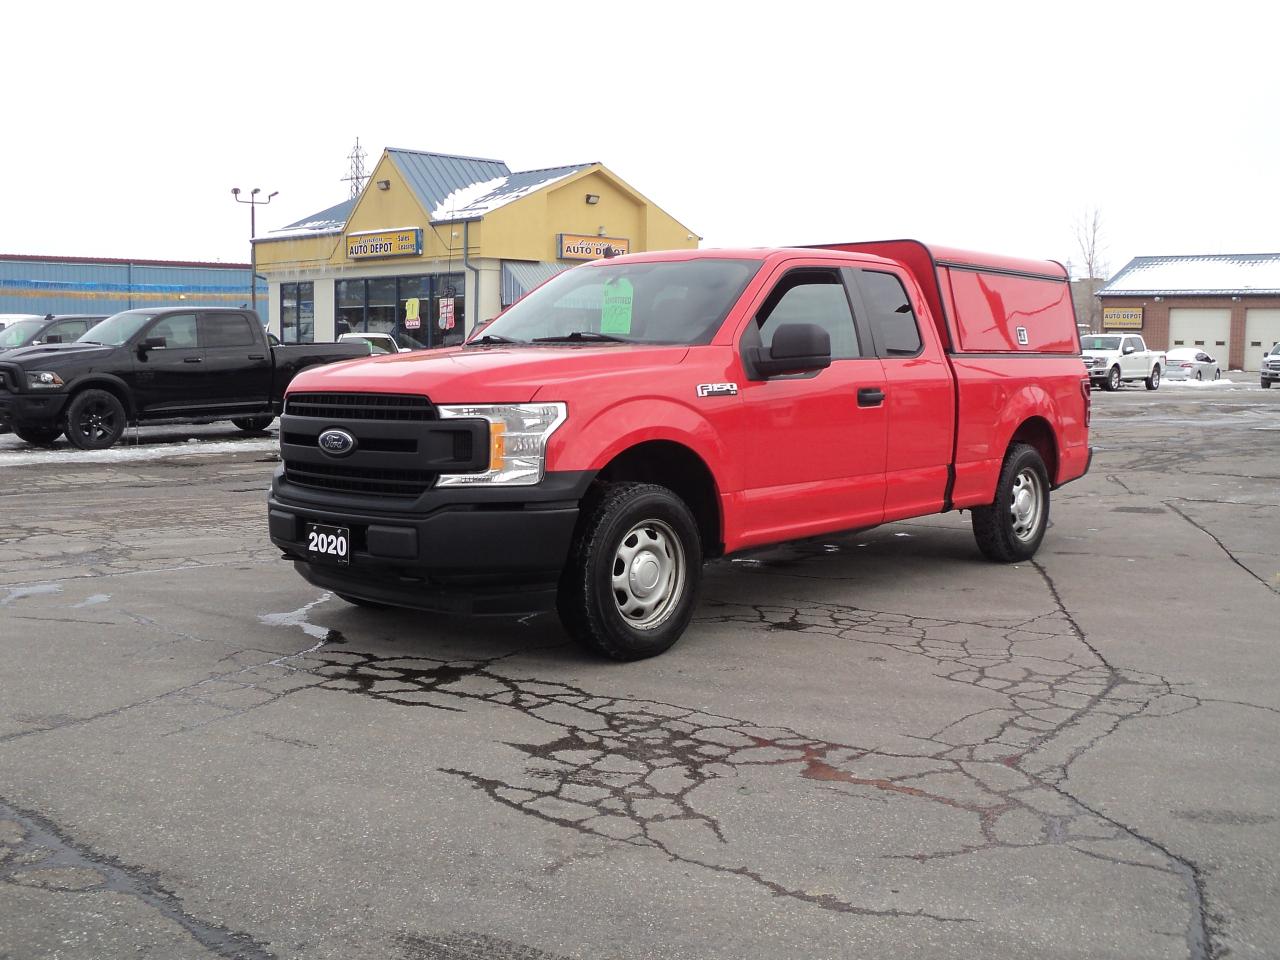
(329, 273, 468, 347)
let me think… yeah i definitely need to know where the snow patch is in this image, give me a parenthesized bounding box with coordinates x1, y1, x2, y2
(0, 437, 277, 467)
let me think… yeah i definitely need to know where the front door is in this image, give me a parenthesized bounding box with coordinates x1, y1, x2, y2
(132, 313, 202, 416)
(734, 264, 887, 547)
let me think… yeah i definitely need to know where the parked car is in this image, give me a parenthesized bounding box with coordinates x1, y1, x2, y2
(0, 314, 108, 354)
(1081, 334, 1164, 391)
(268, 240, 1091, 660)
(0, 307, 371, 449)
(1261, 342, 1280, 389)
(337, 331, 427, 354)
(1163, 347, 1222, 381)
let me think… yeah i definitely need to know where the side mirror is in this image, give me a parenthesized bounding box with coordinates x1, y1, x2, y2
(747, 322, 832, 379)
(138, 337, 167, 355)
(1122, 344, 1136, 355)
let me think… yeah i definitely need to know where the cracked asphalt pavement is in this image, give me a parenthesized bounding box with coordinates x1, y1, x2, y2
(1, 387, 1277, 959)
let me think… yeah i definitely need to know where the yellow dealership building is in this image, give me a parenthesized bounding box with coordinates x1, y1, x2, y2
(254, 147, 698, 347)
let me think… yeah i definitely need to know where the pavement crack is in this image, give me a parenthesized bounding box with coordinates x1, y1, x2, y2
(0, 798, 275, 959)
(1165, 500, 1280, 596)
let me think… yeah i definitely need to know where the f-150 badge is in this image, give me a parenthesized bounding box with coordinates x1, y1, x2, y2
(697, 382, 738, 397)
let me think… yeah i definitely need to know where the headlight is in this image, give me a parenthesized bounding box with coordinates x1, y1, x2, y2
(436, 402, 567, 486)
(27, 371, 65, 389)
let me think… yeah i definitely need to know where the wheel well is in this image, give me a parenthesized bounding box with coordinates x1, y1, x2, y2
(1009, 417, 1058, 484)
(68, 381, 133, 420)
(595, 441, 723, 557)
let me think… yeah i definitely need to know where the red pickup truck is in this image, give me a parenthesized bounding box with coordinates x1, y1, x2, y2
(268, 241, 1090, 659)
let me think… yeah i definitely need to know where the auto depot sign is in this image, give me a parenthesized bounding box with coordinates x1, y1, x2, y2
(558, 234, 631, 261)
(347, 228, 423, 260)
(1103, 306, 1144, 330)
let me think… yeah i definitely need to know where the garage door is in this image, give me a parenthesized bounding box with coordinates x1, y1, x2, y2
(1243, 309, 1280, 371)
(1168, 308, 1231, 367)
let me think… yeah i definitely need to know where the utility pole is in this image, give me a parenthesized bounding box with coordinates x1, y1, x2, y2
(231, 187, 277, 314)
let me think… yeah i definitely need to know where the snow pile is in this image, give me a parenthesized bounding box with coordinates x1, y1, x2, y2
(0, 437, 278, 467)
(431, 170, 578, 223)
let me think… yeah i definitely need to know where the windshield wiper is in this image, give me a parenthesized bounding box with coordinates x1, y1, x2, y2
(532, 331, 629, 344)
(466, 334, 523, 346)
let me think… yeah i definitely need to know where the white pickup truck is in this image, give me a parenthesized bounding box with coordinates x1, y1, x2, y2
(1081, 333, 1165, 391)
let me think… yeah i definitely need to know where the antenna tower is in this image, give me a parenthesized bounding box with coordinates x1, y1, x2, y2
(342, 137, 368, 198)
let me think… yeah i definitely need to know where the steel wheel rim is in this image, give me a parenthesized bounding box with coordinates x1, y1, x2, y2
(77, 398, 118, 442)
(611, 518, 685, 630)
(1110, 369, 1120, 389)
(1009, 468, 1044, 542)
(1152, 368, 1160, 386)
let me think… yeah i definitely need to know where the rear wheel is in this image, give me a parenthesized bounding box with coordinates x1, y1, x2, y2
(1194, 370, 1203, 381)
(63, 389, 126, 450)
(1105, 366, 1121, 391)
(12, 425, 63, 446)
(1145, 365, 1161, 390)
(557, 482, 702, 661)
(231, 415, 275, 432)
(972, 443, 1050, 563)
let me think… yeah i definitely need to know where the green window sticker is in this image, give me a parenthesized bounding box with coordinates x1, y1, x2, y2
(600, 278, 634, 335)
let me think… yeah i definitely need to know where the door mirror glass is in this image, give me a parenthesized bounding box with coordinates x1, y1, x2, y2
(142, 337, 167, 351)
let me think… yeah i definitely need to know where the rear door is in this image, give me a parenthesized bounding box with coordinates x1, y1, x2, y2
(848, 268, 955, 523)
(734, 262, 887, 543)
(198, 311, 271, 409)
(133, 312, 202, 416)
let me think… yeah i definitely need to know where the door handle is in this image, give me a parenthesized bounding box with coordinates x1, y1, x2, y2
(857, 387, 885, 407)
(183, 357, 203, 364)
(248, 354, 266, 360)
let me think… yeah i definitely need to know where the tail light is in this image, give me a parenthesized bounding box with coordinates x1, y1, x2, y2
(1080, 378, 1092, 427)
(1180, 362, 1193, 368)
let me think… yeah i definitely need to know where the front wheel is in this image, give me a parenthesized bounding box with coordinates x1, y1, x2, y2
(231, 415, 275, 433)
(1105, 366, 1121, 391)
(63, 389, 127, 450)
(1145, 366, 1161, 390)
(1262, 379, 1272, 389)
(557, 482, 702, 661)
(971, 443, 1050, 563)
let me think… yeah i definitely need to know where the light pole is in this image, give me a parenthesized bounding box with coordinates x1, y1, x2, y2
(231, 186, 277, 314)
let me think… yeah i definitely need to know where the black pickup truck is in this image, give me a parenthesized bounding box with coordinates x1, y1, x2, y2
(0, 307, 370, 449)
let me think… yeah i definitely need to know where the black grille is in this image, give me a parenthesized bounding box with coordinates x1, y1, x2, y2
(286, 392, 434, 421)
(283, 460, 436, 497)
(281, 431, 418, 454)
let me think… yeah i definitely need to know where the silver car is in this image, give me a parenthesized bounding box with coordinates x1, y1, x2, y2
(1163, 347, 1221, 381)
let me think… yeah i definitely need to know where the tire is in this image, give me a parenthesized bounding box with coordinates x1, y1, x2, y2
(1105, 366, 1121, 391)
(1213, 370, 1220, 381)
(231, 415, 275, 433)
(557, 481, 702, 661)
(63, 389, 127, 450)
(1194, 370, 1202, 381)
(971, 443, 1050, 563)
(1145, 365, 1161, 390)
(12, 424, 63, 446)
(1262, 379, 1272, 389)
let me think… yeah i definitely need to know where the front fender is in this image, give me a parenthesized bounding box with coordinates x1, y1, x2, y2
(544, 395, 738, 493)
(65, 373, 137, 417)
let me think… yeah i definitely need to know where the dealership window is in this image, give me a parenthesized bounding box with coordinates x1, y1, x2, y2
(280, 282, 314, 343)
(332, 274, 465, 347)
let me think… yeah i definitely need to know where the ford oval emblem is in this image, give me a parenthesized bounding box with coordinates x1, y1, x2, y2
(318, 428, 357, 457)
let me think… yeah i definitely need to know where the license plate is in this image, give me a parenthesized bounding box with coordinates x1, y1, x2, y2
(305, 523, 350, 566)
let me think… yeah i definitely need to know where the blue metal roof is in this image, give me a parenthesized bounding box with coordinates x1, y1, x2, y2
(388, 148, 511, 219)
(279, 198, 355, 234)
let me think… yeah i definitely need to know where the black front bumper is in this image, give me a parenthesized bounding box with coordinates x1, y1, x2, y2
(268, 469, 594, 614)
(0, 391, 70, 430)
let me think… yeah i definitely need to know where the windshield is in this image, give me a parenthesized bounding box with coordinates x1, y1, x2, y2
(0, 319, 45, 348)
(1270, 343, 1280, 355)
(474, 258, 763, 346)
(1082, 336, 1121, 350)
(77, 310, 159, 346)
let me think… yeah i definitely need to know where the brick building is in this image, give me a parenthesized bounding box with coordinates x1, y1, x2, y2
(1097, 254, 1280, 371)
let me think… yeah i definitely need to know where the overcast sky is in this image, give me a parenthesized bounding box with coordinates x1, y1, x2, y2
(6, 1, 1276, 278)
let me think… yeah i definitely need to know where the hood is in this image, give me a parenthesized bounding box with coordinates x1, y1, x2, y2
(287, 343, 692, 403)
(0, 342, 115, 365)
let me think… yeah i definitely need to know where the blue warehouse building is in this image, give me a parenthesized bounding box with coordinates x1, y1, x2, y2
(0, 254, 266, 317)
